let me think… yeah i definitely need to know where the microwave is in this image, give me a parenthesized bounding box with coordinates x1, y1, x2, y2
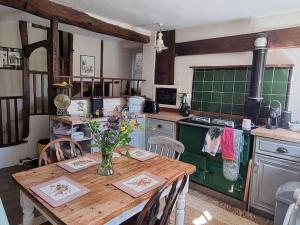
(154, 85, 180, 108)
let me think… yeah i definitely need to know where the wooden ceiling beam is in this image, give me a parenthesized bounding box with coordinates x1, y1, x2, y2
(0, 0, 150, 43)
(176, 26, 300, 56)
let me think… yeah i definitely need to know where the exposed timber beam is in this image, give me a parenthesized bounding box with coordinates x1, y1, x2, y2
(176, 26, 300, 56)
(23, 40, 49, 57)
(0, 0, 150, 43)
(19, 21, 30, 139)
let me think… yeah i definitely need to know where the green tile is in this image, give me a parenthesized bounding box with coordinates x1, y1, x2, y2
(204, 70, 214, 81)
(193, 92, 202, 101)
(202, 102, 209, 112)
(223, 70, 235, 81)
(213, 70, 224, 81)
(233, 93, 245, 105)
(246, 83, 250, 93)
(193, 82, 203, 92)
(208, 103, 221, 113)
(194, 71, 205, 81)
(260, 106, 270, 118)
(222, 93, 233, 104)
(202, 92, 212, 102)
(192, 101, 201, 111)
(235, 70, 247, 81)
(223, 82, 234, 92)
(264, 68, 274, 82)
(263, 82, 272, 95)
(232, 105, 244, 115)
(213, 82, 223, 92)
(221, 104, 232, 114)
(270, 95, 286, 107)
(234, 82, 246, 93)
(246, 69, 252, 82)
(262, 94, 271, 107)
(212, 92, 222, 103)
(272, 82, 287, 95)
(273, 68, 289, 82)
(203, 82, 213, 91)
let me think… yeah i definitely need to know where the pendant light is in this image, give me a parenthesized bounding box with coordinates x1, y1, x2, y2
(154, 23, 168, 53)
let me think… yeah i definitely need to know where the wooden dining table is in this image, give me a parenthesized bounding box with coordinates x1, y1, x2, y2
(12, 152, 196, 225)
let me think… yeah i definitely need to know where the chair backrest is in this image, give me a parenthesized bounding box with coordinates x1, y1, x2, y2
(136, 172, 187, 225)
(0, 198, 9, 225)
(148, 136, 185, 160)
(39, 137, 84, 166)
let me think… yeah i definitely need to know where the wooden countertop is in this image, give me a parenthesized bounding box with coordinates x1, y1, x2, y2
(145, 111, 189, 122)
(251, 127, 300, 144)
(50, 115, 108, 125)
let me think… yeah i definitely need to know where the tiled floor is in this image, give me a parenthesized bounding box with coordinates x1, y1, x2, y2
(1, 165, 272, 225)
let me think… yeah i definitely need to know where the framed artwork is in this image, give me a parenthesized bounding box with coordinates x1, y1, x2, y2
(30, 176, 90, 207)
(121, 148, 158, 162)
(0, 47, 23, 70)
(80, 55, 95, 76)
(112, 171, 165, 198)
(57, 156, 100, 173)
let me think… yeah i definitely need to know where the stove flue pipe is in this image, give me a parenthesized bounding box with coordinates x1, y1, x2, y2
(248, 33, 268, 101)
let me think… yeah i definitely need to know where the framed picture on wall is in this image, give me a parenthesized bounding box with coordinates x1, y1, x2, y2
(0, 47, 23, 70)
(80, 55, 95, 76)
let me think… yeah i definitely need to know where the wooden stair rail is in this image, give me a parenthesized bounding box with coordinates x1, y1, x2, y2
(56, 76, 145, 98)
(0, 96, 24, 147)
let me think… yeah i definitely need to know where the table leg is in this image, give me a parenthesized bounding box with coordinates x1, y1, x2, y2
(20, 191, 34, 225)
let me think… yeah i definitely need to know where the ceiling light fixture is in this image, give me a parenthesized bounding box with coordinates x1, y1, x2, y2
(154, 23, 168, 53)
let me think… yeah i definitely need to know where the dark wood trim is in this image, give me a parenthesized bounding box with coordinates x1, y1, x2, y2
(6, 99, 11, 144)
(100, 40, 104, 78)
(68, 33, 73, 80)
(48, 18, 59, 115)
(190, 64, 294, 69)
(0, 140, 27, 148)
(19, 21, 30, 139)
(0, 0, 150, 43)
(155, 30, 175, 85)
(14, 98, 19, 142)
(33, 74, 37, 114)
(23, 40, 48, 57)
(176, 26, 300, 56)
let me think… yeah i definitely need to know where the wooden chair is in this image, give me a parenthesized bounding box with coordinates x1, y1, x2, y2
(122, 172, 188, 225)
(148, 136, 185, 160)
(39, 137, 84, 166)
(0, 198, 9, 225)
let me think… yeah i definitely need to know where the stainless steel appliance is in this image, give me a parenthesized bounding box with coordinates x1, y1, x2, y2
(266, 100, 282, 129)
(183, 115, 242, 128)
(179, 93, 190, 116)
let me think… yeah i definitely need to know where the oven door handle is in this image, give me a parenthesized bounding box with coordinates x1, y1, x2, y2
(178, 121, 211, 129)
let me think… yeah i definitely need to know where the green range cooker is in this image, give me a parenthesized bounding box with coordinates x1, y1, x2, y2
(179, 116, 253, 200)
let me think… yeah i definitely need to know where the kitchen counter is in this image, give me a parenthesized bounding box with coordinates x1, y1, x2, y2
(251, 127, 300, 144)
(145, 111, 189, 122)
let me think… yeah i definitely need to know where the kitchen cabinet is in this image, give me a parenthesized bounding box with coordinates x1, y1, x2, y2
(129, 117, 145, 149)
(146, 118, 176, 149)
(250, 137, 300, 215)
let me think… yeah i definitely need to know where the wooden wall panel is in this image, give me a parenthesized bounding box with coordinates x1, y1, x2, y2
(155, 30, 175, 85)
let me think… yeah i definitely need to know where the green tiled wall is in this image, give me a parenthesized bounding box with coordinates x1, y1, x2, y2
(191, 67, 292, 116)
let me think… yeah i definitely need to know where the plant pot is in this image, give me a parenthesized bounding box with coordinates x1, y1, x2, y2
(98, 151, 113, 176)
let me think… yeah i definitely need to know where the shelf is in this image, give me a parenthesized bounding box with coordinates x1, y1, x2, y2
(73, 136, 92, 142)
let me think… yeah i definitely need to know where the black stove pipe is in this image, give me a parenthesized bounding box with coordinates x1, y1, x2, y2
(249, 33, 268, 101)
(245, 33, 268, 124)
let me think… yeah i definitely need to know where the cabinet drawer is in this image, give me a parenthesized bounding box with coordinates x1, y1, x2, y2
(256, 137, 300, 162)
(147, 118, 175, 134)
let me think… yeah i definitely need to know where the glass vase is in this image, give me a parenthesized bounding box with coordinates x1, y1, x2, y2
(98, 151, 113, 176)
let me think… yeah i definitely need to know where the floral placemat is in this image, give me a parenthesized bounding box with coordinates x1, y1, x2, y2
(121, 148, 158, 162)
(112, 171, 165, 198)
(57, 156, 99, 173)
(30, 176, 90, 207)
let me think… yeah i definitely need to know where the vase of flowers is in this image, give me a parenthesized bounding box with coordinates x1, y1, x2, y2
(87, 109, 142, 176)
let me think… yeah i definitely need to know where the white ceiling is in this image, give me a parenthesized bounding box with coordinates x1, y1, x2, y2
(51, 0, 300, 30)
